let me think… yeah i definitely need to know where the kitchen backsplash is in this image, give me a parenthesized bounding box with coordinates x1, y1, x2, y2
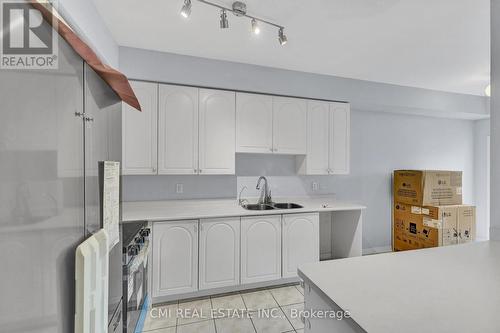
(121, 154, 336, 202)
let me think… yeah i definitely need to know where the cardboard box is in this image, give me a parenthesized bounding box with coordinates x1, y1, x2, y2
(458, 206, 476, 244)
(393, 203, 428, 251)
(422, 206, 459, 246)
(393, 170, 463, 206)
(393, 203, 475, 251)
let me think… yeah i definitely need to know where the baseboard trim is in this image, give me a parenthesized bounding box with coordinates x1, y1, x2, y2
(363, 245, 392, 255)
(152, 277, 300, 305)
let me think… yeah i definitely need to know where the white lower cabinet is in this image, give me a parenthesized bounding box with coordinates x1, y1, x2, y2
(282, 213, 320, 278)
(152, 220, 199, 297)
(241, 215, 282, 284)
(199, 217, 240, 290)
(151, 213, 322, 299)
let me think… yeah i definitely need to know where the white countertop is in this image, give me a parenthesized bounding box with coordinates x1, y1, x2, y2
(298, 241, 500, 333)
(121, 196, 366, 222)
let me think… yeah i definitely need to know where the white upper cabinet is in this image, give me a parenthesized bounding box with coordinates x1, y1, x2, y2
(330, 102, 350, 174)
(152, 220, 199, 297)
(299, 101, 350, 175)
(272, 97, 307, 154)
(199, 218, 240, 290)
(304, 101, 330, 174)
(122, 81, 158, 175)
(198, 89, 236, 175)
(122, 81, 349, 176)
(241, 215, 282, 284)
(158, 84, 199, 175)
(236, 93, 273, 153)
(282, 213, 319, 278)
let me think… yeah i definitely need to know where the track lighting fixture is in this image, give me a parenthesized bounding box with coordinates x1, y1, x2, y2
(181, 0, 288, 46)
(220, 9, 229, 29)
(180, 0, 192, 18)
(278, 27, 287, 46)
(251, 18, 260, 35)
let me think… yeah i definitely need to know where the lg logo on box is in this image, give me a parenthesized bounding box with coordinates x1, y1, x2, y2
(1, 0, 58, 69)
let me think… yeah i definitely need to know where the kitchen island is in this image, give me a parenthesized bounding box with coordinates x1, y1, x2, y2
(298, 241, 500, 333)
(122, 197, 366, 303)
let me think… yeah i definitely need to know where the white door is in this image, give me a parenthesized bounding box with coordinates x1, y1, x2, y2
(152, 220, 198, 297)
(199, 89, 236, 174)
(282, 213, 320, 278)
(158, 84, 199, 175)
(236, 93, 273, 153)
(241, 215, 281, 284)
(305, 101, 330, 175)
(122, 81, 158, 175)
(272, 97, 307, 154)
(330, 103, 350, 174)
(199, 218, 240, 290)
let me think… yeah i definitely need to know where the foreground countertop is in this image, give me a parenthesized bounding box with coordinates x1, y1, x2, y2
(298, 241, 500, 333)
(121, 196, 366, 223)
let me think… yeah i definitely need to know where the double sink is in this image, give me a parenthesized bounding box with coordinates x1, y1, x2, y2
(243, 202, 303, 211)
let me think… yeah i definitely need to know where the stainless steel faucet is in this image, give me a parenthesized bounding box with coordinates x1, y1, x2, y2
(256, 176, 272, 205)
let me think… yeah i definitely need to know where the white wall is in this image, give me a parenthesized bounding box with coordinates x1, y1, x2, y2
(118, 46, 486, 251)
(58, 0, 119, 68)
(123, 109, 476, 251)
(119, 47, 489, 120)
(474, 119, 490, 240)
(490, 0, 500, 240)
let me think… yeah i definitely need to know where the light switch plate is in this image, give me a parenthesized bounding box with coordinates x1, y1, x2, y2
(176, 183, 184, 194)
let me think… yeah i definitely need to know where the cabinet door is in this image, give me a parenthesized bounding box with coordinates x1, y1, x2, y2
(272, 97, 307, 154)
(305, 101, 330, 175)
(236, 93, 273, 153)
(329, 103, 350, 174)
(199, 218, 240, 290)
(199, 89, 236, 174)
(282, 213, 319, 278)
(152, 221, 199, 297)
(158, 84, 199, 175)
(122, 81, 158, 175)
(241, 215, 281, 284)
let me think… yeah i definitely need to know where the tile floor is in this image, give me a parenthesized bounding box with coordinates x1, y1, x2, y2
(143, 283, 305, 333)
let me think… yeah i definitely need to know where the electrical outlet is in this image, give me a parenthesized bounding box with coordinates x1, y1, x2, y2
(312, 182, 319, 192)
(176, 183, 184, 194)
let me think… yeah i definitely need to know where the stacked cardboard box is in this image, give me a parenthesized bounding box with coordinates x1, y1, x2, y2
(393, 170, 476, 251)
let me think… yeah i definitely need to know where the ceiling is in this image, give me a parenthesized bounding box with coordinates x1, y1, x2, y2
(93, 0, 490, 96)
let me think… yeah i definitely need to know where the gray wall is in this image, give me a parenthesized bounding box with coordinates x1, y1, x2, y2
(58, 0, 119, 68)
(491, 0, 500, 241)
(120, 47, 488, 120)
(122, 109, 477, 251)
(474, 119, 490, 240)
(119, 47, 486, 251)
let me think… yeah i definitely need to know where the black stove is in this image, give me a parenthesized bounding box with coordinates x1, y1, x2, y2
(121, 222, 151, 333)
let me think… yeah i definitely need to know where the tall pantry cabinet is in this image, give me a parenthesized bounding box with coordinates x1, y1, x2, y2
(0, 26, 122, 332)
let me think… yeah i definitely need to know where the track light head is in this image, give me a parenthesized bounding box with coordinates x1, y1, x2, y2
(251, 18, 260, 35)
(179, 0, 287, 45)
(180, 0, 191, 18)
(278, 28, 287, 46)
(220, 9, 229, 29)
